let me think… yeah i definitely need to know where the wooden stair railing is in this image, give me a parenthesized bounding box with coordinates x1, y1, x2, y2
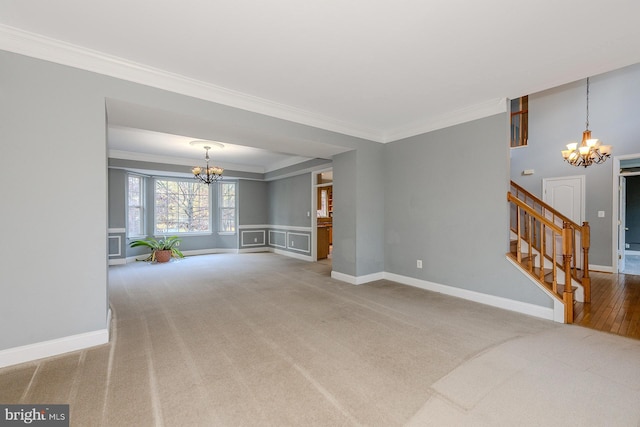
(507, 181, 591, 323)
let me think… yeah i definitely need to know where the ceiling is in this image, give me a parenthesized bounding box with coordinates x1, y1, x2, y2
(3, 1, 640, 172)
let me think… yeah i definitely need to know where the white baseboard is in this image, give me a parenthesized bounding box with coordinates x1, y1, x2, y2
(331, 271, 384, 285)
(238, 247, 270, 254)
(330, 268, 555, 321)
(0, 328, 109, 369)
(272, 248, 313, 262)
(590, 264, 613, 273)
(384, 272, 555, 322)
(108, 258, 127, 266)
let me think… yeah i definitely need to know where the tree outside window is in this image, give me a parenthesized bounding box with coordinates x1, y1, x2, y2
(127, 174, 144, 237)
(219, 182, 236, 233)
(154, 179, 210, 234)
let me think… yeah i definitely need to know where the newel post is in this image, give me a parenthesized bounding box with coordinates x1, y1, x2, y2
(562, 222, 574, 324)
(582, 222, 591, 303)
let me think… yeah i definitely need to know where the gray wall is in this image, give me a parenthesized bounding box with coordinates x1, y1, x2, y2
(333, 151, 358, 276)
(267, 173, 313, 256)
(0, 49, 373, 352)
(384, 114, 552, 307)
(1, 51, 109, 349)
(510, 63, 640, 267)
(332, 146, 385, 277)
(239, 180, 268, 226)
(268, 174, 312, 227)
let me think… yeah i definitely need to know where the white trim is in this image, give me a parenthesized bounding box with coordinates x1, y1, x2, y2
(331, 271, 385, 285)
(121, 248, 240, 264)
(272, 248, 313, 262)
(381, 98, 507, 142)
(590, 264, 613, 273)
(238, 247, 270, 254)
(109, 149, 265, 174)
(626, 250, 640, 256)
(239, 224, 312, 232)
(0, 25, 507, 144)
(108, 258, 127, 266)
(331, 267, 555, 321)
(272, 225, 313, 232)
(0, 328, 109, 369)
(239, 224, 270, 230)
(108, 228, 126, 233)
(506, 258, 565, 322)
(612, 153, 640, 273)
(0, 24, 381, 142)
(384, 271, 556, 322)
(108, 235, 122, 257)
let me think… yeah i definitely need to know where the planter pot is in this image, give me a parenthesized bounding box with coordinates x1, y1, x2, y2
(155, 250, 172, 263)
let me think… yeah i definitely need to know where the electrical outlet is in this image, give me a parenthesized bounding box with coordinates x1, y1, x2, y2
(254, 237, 258, 243)
(626, 243, 630, 249)
(291, 241, 294, 247)
(417, 260, 423, 269)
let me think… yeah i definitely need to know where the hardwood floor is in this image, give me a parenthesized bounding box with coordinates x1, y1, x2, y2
(574, 271, 640, 339)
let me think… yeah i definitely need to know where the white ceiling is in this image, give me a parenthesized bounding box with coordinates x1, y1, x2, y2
(2, 1, 640, 171)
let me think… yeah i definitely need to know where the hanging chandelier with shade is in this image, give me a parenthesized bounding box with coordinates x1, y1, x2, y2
(561, 77, 612, 167)
(190, 141, 224, 184)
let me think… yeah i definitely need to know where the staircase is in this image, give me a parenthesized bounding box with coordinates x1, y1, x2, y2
(507, 181, 591, 323)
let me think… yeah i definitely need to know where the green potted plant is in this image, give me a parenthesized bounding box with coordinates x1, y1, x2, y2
(129, 236, 184, 263)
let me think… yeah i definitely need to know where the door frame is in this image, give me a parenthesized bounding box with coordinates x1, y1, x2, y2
(612, 153, 640, 273)
(311, 167, 333, 262)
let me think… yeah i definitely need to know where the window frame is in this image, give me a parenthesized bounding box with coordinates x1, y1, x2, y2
(218, 181, 237, 235)
(153, 177, 212, 236)
(126, 173, 145, 238)
(510, 95, 529, 148)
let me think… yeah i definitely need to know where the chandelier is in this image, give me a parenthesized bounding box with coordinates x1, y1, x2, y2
(191, 144, 224, 185)
(561, 77, 612, 167)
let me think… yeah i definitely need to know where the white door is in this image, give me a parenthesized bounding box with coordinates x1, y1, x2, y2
(543, 176, 585, 268)
(618, 176, 626, 272)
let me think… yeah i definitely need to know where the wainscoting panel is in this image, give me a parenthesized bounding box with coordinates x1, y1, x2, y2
(287, 232, 310, 253)
(241, 230, 265, 247)
(108, 228, 126, 265)
(269, 230, 287, 248)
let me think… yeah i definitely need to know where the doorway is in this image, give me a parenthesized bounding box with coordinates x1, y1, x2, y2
(613, 154, 640, 274)
(312, 169, 333, 265)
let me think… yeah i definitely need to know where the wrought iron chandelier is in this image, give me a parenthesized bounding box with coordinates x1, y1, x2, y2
(561, 77, 612, 167)
(192, 144, 224, 185)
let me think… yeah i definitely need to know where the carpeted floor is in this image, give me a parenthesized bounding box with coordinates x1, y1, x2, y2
(1, 253, 639, 426)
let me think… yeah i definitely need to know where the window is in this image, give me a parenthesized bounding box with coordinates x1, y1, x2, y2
(127, 174, 144, 237)
(510, 95, 528, 147)
(154, 179, 210, 234)
(219, 182, 236, 233)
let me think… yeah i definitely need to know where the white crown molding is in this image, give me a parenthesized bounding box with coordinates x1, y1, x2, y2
(265, 156, 317, 173)
(108, 149, 265, 174)
(0, 24, 383, 142)
(0, 25, 506, 144)
(382, 98, 508, 143)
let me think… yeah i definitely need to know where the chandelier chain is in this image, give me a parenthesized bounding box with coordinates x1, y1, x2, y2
(585, 77, 590, 130)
